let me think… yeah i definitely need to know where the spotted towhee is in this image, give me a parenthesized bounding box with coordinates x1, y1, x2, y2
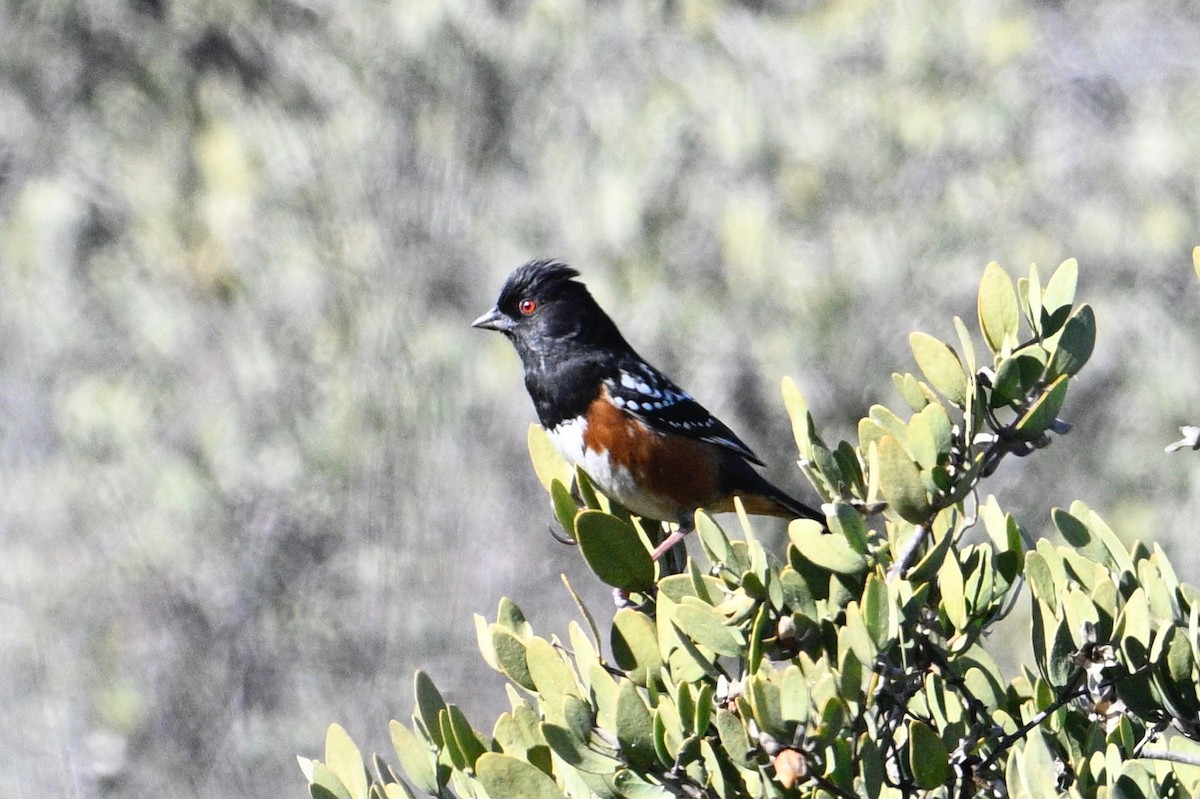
(473, 260, 824, 560)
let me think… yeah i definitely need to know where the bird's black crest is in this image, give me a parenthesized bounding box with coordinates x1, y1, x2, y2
(497, 259, 582, 307)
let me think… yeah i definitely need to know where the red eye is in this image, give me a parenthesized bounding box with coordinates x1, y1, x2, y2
(518, 298, 538, 315)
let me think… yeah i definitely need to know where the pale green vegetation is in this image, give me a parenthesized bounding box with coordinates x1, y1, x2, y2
(1, 1, 1198, 796)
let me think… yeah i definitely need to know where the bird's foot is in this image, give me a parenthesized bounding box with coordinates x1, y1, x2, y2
(649, 520, 694, 561)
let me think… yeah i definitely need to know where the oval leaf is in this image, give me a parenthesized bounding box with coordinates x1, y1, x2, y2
(673, 600, 744, 657)
(413, 671, 447, 746)
(324, 724, 368, 799)
(616, 680, 657, 771)
(1041, 258, 1078, 335)
(908, 720, 950, 789)
(978, 261, 1019, 354)
(476, 752, 564, 799)
(389, 721, 439, 796)
(528, 423, 572, 491)
(788, 520, 867, 575)
(1046, 304, 1095, 379)
(491, 628, 536, 691)
(910, 332, 968, 407)
(611, 608, 662, 686)
(1014, 375, 1068, 441)
(525, 637, 579, 702)
(878, 435, 931, 524)
(575, 510, 655, 592)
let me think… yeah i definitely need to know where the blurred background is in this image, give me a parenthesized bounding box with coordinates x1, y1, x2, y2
(1, 0, 1198, 795)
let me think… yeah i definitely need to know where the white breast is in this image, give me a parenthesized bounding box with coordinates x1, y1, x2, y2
(544, 418, 680, 521)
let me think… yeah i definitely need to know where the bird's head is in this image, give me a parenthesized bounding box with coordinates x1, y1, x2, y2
(472, 260, 628, 362)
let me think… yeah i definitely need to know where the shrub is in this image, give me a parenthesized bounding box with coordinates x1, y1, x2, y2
(301, 259, 1200, 798)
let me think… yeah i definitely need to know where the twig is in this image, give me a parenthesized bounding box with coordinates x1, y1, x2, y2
(975, 670, 1085, 773)
(1139, 749, 1200, 768)
(887, 524, 929, 580)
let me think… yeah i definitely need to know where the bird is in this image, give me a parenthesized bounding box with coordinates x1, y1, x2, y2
(472, 259, 824, 562)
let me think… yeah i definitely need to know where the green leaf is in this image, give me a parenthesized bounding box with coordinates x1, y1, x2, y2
(389, 721, 439, 796)
(550, 479, 579, 540)
(953, 315, 978, 376)
(781, 376, 815, 462)
(1020, 263, 1043, 335)
(841, 601, 877, 665)
(528, 423, 572, 491)
(869, 404, 908, 442)
(476, 752, 564, 799)
(1014, 375, 1068, 441)
(862, 573, 894, 649)
(308, 760, 352, 799)
(1009, 730, 1059, 799)
(526, 637, 579, 702)
(413, 671, 447, 747)
(616, 680, 657, 771)
(381, 779, 416, 799)
(1075, 502, 1135, 577)
(652, 700, 683, 764)
(939, 555, 968, 631)
(893, 372, 930, 412)
(907, 402, 952, 471)
(475, 614, 499, 671)
(496, 597, 532, 639)
(788, 520, 867, 574)
(878, 435, 931, 523)
(562, 694, 594, 744)
(695, 510, 734, 568)
(692, 682, 714, 737)
(990, 353, 1045, 407)
(436, 713, 463, 770)
(909, 332, 968, 407)
(747, 672, 785, 737)
(834, 439, 866, 495)
(575, 510, 655, 592)
(445, 705, 486, 769)
(673, 599, 745, 657)
(1046, 304, 1095, 379)
(830, 501, 868, 554)
(780, 665, 811, 727)
(715, 708, 753, 768)
(542, 723, 622, 774)
(1051, 507, 1106, 566)
(324, 724, 368, 799)
(1041, 258, 1078, 335)
(906, 524, 955, 584)
(492, 628, 536, 691)
(978, 262, 1019, 354)
(612, 769, 674, 799)
(612, 609, 662, 686)
(908, 720, 950, 789)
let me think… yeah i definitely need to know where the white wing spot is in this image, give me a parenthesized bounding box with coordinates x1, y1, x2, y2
(627, 400, 640, 411)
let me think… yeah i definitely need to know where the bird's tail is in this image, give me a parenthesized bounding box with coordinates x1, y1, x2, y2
(733, 488, 825, 523)
(722, 464, 825, 524)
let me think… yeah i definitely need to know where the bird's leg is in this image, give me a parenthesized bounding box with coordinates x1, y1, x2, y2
(650, 517, 695, 561)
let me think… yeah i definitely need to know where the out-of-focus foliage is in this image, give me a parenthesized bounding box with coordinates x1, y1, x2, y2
(304, 263, 1200, 798)
(2, 0, 1199, 796)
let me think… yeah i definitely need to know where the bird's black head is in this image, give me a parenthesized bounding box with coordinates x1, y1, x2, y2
(472, 260, 631, 364)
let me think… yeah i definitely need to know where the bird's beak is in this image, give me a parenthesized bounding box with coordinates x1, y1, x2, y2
(471, 306, 513, 332)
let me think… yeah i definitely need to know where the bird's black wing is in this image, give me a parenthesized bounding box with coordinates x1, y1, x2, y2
(603, 359, 764, 465)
